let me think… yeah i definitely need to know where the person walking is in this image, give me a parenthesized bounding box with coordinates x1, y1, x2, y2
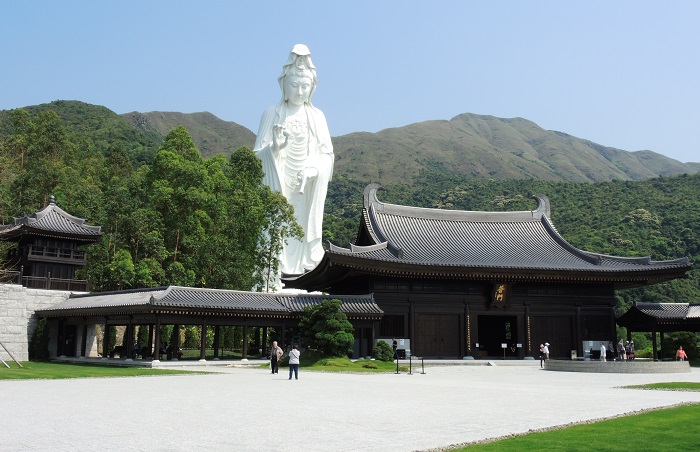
(288, 344, 301, 380)
(270, 341, 283, 374)
(676, 346, 688, 362)
(599, 342, 607, 362)
(539, 344, 545, 368)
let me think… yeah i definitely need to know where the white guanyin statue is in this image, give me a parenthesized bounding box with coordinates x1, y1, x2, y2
(254, 44, 334, 275)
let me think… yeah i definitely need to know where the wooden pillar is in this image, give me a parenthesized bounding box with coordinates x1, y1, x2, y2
(57, 319, 66, 357)
(575, 306, 582, 358)
(281, 322, 286, 348)
(199, 321, 207, 361)
(242, 322, 249, 360)
(148, 324, 154, 358)
(659, 331, 665, 361)
(464, 303, 470, 357)
(153, 316, 161, 361)
(408, 301, 415, 353)
(609, 305, 617, 347)
(652, 327, 658, 362)
(525, 305, 531, 357)
(103, 318, 110, 359)
(254, 327, 261, 356)
(125, 320, 134, 359)
(262, 327, 268, 357)
(213, 326, 221, 360)
(171, 325, 180, 360)
(80, 320, 88, 357)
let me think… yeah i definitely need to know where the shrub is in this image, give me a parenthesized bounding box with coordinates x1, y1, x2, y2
(372, 340, 394, 361)
(297, 299, 354, 357)
(362, 361, 378, 369)
(635, 347, 653, 359)
(29, 317, 50, 361)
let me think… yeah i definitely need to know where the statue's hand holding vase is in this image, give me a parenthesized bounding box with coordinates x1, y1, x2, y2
(297, 167, 318, 194)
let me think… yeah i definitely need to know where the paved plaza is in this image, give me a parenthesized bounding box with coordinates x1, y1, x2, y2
(1, 363, 700, 451)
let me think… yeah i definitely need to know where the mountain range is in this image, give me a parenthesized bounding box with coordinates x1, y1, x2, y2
(120, 108, 700, 184)
(1, 101, 697, 185)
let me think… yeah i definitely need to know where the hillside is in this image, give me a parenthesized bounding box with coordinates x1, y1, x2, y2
(121, 111, 255, 159)
(0, 101, 162, 163)
(332, 114, 696, 185)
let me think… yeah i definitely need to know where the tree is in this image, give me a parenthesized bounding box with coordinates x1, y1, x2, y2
(29, 317, 50, 361)
(297, 299, 354, 357)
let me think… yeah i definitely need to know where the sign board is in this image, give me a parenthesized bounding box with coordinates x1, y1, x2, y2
(501, 343, 507, 348)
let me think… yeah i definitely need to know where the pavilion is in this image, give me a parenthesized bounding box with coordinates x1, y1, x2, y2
(616, 301, 700, 360)
(0, 195, 101, 291)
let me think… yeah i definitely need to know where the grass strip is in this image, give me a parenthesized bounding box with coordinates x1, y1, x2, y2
(624, 382, 700, 391)
(0, 362, 200, 380)
(455, 403, 700, 451)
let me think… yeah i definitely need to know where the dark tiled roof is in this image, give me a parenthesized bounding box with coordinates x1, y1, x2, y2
(153, 286, 287, 312)
(337, 184, 690, 273)
(617, 302, 700, 332)
(633, 302, 691, 319)
(36, 286, 383, 318)
(41, 287, 165, 311)
(0, 197, 102, 240)
(283, 184, 691, 290)
(275, 293, 382, 316)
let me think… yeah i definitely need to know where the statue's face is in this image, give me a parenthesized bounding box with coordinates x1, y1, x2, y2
(285, 75, 313, 106)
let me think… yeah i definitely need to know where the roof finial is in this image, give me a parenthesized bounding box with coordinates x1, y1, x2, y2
(49, 195, 56, 205)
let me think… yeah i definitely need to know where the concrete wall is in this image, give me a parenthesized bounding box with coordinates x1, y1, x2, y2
(0, 284, 71, 362)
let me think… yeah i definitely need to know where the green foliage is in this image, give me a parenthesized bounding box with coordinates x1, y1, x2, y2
(372, 340, 394, 362)
(183, 326, 199, 349)
(662, 331, 699, 359)
(297, 299, 355, 357)
(2, 102, 699, 305)
(136, 326, 150, 348)
(29, 317, 50, 361)
(0, 108, 297, 293)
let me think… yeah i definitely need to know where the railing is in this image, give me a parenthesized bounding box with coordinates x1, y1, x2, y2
(22, 276, 89, 292)
(0, 271, 21, 284)
(0, 271, 88, 291)
(26, 246, 87, 263)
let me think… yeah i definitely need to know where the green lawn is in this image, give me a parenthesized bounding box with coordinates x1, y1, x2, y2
(460, 403, 700, 451)
(274, 350, 408, 373)
(624, 382, 700, 391)
(0, 362, 199, 380)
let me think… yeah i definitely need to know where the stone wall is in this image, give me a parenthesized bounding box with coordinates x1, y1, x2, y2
(0, 284, 71, 362)
(544, 358, 691, 373)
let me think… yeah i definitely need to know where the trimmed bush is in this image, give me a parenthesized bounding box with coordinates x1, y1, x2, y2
(372, 340, 394, 361)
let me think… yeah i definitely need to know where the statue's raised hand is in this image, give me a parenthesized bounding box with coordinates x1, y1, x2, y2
(271, 124, 290, 153)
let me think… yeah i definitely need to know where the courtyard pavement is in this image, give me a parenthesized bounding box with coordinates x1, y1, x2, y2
(1, 362, 699, 451)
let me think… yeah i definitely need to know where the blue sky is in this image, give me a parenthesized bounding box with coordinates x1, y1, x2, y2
(2, 1, 698, 163)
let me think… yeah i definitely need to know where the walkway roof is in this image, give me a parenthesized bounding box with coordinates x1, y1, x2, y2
(617, 302, 700, 332)
(36, 286, 383, 320)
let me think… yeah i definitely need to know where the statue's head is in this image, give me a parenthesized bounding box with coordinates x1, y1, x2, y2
(279, 44, 318, 104)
